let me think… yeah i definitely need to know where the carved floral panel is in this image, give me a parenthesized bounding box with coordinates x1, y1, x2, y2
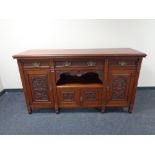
(83, 91, 97, 101)
(62, 92, 75, 102)
(111, 75, 129, 100)
(30, 76, 49, 102)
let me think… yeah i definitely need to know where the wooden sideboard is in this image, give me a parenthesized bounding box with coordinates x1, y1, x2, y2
(13, 48, 146, 114)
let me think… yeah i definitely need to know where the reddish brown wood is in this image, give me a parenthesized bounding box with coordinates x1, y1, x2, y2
(80, 88, 103, 107)
(107, 69, 135, 107)
(51, 69, 59, 113)
(128, 58, 143, 113)
(13, 48, 146, 58)
(102, 58, 108, 112)
(17, 60, 32, 114)
(13, 49, 146, 113)
(24, 69, 54, 108)
(57, 87, 80, 108)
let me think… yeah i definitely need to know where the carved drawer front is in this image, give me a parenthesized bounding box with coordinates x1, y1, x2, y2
(55, 59, 104, 68)
(109, 58, 139, 68)
(80, 88, 103, 107)
(22, 59, 51, 68)
(107, 70, 135, 107)
(57, 88, 80, 107)
(24, 69, 53, 106)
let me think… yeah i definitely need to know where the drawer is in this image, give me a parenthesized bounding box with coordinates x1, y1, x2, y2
(109, 58, 139, 68)
(22, 59, 50, 68)
(55, 60, 104, 68)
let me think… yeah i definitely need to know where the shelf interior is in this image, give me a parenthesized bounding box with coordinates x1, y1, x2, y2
(56, 72, 103, 86)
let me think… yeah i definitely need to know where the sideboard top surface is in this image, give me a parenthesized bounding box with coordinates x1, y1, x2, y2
(13, 48, 146, 59)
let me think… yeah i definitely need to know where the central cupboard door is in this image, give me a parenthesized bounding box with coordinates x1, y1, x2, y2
(57, 87, 103, 108)
(80, 88, 103, 107)
(24, 69, 54, 108)
(57, 88, 80, 107)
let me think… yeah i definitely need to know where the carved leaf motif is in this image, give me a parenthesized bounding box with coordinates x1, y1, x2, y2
(83, 92, 97, 101)
(62, 92, 75, 102)
(30, 76, 49, 101)
(111, 75, 128, 99)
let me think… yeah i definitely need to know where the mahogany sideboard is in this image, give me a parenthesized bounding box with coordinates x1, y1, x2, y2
(13, 48, 146, 114)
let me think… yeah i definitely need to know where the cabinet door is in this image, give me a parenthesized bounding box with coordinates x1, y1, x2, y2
(57, 88, 80, 107)
(24, 69, 53, 107)
(107, 70, 135, 107)
(80, 88, 103, 107)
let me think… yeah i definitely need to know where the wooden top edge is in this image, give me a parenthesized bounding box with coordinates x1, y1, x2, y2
(56, 83, 104, 88)
(13, 48, 147, 59)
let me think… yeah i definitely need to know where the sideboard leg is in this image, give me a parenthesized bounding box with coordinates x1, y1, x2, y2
(55, 104, 59, 114)
(128, 106, 133, 113)
(101, 107, 106, 113)
(55, 109, 59, 114)
(28, 107, 32, 114)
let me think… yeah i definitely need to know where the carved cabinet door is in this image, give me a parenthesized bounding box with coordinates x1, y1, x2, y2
(24, 69, 53, 107)
(57, 88, 80, 107)
(107, 70, 135, 107)
(80, 88, 103, 107)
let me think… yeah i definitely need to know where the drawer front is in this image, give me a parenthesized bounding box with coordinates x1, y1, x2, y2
(22, 59, 50, 68)
(109, 58, 139, 68)
(55, 60, 104, 68)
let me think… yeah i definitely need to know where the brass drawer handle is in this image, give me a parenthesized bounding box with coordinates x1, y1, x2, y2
(87, 61, 96, 67)
(32, 62, 40, 68)
(63, 61, 71, 67)
(118, 61, 127, 66)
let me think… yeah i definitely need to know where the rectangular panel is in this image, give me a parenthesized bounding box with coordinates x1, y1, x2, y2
(109, 57, 139, 69)
(24, 69, 53, 106)
(80, 88, 103, 107)
(111, 74, 129, 100)
(55, 59, 104, 69)
(22, 59, 51, 68)
(107, 69, 135, 107)
(57, 88, 80, 107)
(29, 75, 49, 102)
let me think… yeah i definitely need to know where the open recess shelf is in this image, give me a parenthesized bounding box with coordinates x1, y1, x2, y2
(56, 72, 103, 87)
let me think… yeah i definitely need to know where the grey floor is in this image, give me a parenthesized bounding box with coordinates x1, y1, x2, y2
(0, 89, 155, 135)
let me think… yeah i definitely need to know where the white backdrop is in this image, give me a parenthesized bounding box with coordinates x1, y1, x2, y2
(0, 19, 154, 89)
(0, 76, 3, 91)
